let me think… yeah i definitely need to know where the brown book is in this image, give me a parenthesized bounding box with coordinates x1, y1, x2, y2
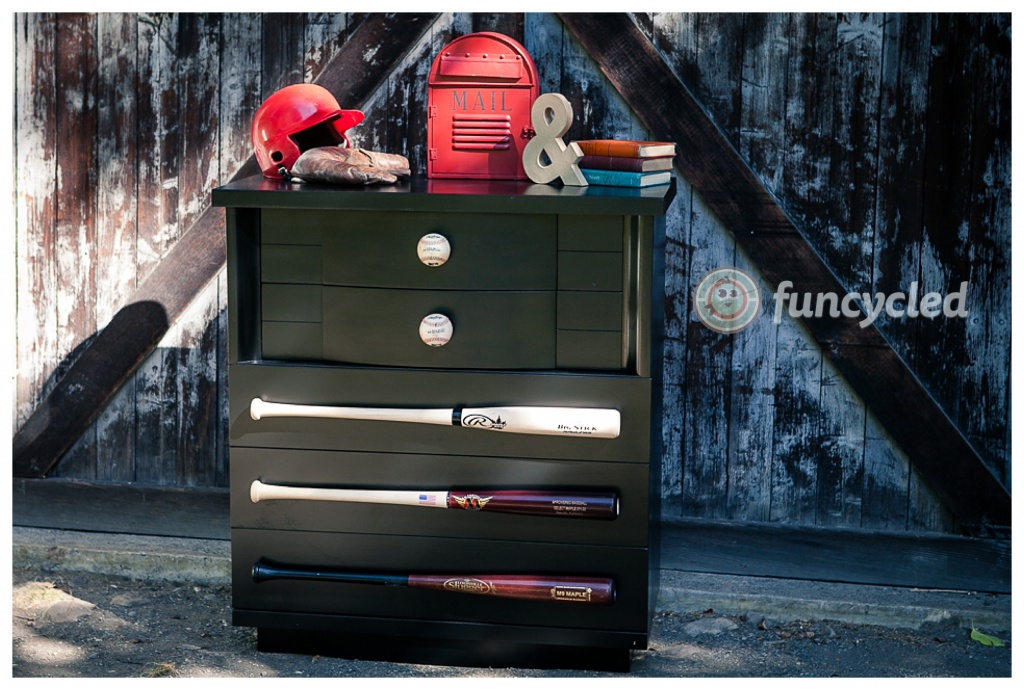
(575, 139, 676, 158)
(580, 154, 674, 172)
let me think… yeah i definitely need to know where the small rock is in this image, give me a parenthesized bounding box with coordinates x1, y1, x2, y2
(682, 617, 739, 636)
(12, 581, 95, 624)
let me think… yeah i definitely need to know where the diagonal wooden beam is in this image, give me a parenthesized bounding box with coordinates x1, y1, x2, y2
(13, 12, 441, 479)
(557, 13, 1010, 534)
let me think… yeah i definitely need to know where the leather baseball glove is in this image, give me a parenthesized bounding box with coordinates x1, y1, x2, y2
(290, 147, 411, 185)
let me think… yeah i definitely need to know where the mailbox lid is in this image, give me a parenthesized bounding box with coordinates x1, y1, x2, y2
(428, 32, 537, 87)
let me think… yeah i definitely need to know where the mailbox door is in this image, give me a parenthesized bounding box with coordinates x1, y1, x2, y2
(427, 33, 539, 180)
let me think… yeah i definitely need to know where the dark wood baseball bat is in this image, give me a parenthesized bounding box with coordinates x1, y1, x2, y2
(250, 480, 619, 520)
(251, 559, 614, 605)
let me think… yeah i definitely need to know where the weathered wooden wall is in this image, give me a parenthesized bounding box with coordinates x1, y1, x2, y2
(642, 13, 1011, 533)
(12, 13, 1010, 535)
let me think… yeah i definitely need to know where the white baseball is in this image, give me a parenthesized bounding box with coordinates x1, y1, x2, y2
(417, 233, 451, 267)
(419, 313, 454, 347)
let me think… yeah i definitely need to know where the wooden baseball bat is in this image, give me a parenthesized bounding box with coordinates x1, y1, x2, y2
(251, 559, 615, 605)
(249, 398, 621, 439)
(249, 480, 619, 519)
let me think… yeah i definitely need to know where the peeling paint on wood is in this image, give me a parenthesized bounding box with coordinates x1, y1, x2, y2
(15, 13, 59, 428)
(681, 191, 734, 519)
(92, 13, 138, 483)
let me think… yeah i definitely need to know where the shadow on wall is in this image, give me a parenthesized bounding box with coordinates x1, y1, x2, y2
(13, 300, 228, 488)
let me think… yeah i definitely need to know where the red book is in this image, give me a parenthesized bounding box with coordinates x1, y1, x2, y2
(580, 154, 674, 172)
(575, 139, 676, 158)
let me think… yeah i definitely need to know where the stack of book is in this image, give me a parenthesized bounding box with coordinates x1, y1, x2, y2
(575, 140, 676, 188)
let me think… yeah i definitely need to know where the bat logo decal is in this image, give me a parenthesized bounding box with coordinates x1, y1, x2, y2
(550, 586, 593, 602)
(443, 578, 494, 594)
(452, 494, 493, 510)
(461, 414, 507, 430)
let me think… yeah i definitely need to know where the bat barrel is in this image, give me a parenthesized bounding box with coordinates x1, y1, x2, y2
(458, 406, 621, 439)
(407, 573, 615, 605)
(448, 490, 619, 519)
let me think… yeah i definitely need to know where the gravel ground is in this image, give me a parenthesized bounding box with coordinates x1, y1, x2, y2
(11, 566, 1012, 679)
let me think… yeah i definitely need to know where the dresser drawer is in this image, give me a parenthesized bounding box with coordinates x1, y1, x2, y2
(321, 286, 555, 369)
(261, 284, 624, 370)
(262, 284, 556, 369)
(232, 529, 650, 634)
(263, 208, 557, 291)
(230, 447, 651, 547)
(228, 362, 652, 462)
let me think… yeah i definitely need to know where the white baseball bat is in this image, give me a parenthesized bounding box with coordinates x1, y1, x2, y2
(249, 480, 620, 519)
(249, 398, 620, 439)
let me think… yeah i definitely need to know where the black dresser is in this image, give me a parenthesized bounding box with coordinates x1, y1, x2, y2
(213, 175, 675, 671)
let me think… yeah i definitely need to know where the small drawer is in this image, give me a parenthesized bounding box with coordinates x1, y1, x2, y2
(557, 331, 624, 370)
(262, 322, 324, 361)
(559, 215, 624, 252)
(262, 220, 321, 245)
(232, 529, 651, 634)
(231, 447, 651, 547)
(262, 284, 322, 322)
(321, 286, 555, 369)
(558, 292, 622, 331)
(558, 252, 623, 291)
(261, 244, 323, 284)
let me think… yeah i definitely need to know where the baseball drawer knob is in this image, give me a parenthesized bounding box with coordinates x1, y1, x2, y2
(420, 313, 454, 347)
(417, 233, 451, 267)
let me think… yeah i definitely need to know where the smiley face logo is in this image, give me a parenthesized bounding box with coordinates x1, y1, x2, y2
(693, 267, 761, 334)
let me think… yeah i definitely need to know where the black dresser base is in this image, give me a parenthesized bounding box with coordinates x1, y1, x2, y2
(256, 627, 632, 672)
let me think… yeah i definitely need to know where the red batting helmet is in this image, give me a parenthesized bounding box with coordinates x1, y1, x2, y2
(252, 83, 364, 179)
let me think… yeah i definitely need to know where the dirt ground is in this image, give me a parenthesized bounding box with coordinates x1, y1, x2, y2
(11, 566, 1013, 679)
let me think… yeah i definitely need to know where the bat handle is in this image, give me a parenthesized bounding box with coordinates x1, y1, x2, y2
(249, 398, 453, 426)
(252, 560, 406, 587)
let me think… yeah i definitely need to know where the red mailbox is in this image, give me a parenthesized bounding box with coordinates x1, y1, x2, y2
(427, 32, 539, 180)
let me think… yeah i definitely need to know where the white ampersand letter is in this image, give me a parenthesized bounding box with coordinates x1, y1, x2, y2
(522, 93, 588, 186)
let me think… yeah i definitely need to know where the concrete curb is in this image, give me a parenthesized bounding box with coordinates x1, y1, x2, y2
(12, 527, 1011, 633)
(12, 527, 231, 587)
(657, 571, 1011, 632)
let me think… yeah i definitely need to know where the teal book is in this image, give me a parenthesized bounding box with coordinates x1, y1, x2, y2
(581, 168, 672, 188)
